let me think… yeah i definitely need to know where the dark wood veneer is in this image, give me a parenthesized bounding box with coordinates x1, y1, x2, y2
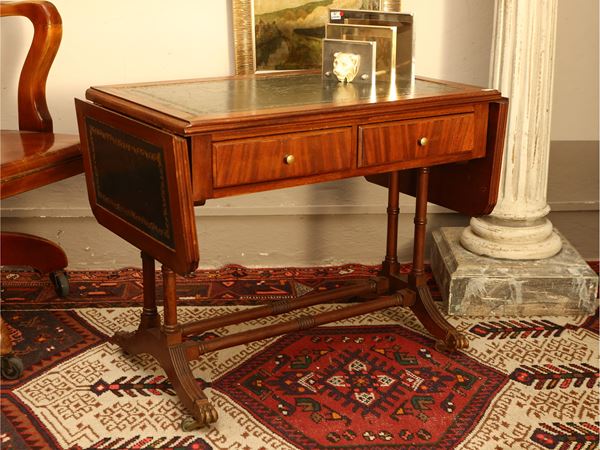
(359, 112, 477, 167)
(213, 127, 354, 187)
(76, 72, 508, 429)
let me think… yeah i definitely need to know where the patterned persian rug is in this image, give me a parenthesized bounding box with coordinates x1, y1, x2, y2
(1, 263, 598, 450)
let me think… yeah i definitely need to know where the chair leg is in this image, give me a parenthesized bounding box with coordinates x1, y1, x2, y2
(1, 231, 67, 274)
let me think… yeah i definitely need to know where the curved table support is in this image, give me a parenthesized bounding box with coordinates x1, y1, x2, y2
(388, 168, 469, 352)
(411, 286, 469, 352)
(110, 168, 468, 429)
(112, 328, 218, 428)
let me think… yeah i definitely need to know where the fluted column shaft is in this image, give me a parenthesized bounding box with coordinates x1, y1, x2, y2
(461, 0, 562, 259)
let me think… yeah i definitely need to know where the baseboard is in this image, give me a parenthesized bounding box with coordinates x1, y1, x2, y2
(548, 201, 599, 211)
(2, 202, 596, 219)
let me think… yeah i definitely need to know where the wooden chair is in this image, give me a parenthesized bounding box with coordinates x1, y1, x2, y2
(0, 1, 83, 379)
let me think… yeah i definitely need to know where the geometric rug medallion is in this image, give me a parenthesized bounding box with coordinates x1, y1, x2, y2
(1, 263, 598, 449)
(215, 326, 507, 449)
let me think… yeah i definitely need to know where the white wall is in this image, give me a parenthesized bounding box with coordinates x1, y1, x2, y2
(2, 0, 494, 133)
(1, 0, 495, 218)
(546, 0, 599, 212)
(1, 0, 235, 219)
(404, 0, 494, 86)
(1, 1, 233, 132)
(551, 0, 599, 141)
(0, 1, 504, 268)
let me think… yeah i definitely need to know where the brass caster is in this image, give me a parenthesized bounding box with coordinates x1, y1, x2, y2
(181, 401, 219, 431)
(435, 331, 469, 353)
(181, 416, 202, 432)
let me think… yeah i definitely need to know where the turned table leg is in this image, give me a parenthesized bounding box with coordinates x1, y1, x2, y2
(113, 260, 218, 430)
(409, 167, 429, 287)
(382, 171, 401, 278)
(160, 266, 218, 429)
(161, 266, 180, 340)
(139, 252, 161, 330)
(408, 167, 468, 352)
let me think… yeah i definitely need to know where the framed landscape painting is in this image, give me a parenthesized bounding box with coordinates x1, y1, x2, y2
(233, 0, 394, 74)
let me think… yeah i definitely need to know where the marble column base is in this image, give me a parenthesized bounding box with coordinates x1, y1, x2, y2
(431, 227, 598, 316)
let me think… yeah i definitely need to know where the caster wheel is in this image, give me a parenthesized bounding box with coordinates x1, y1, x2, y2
(1, 354, 24, 380)
(181, 416, 201, 432)
(50, 271, 69, 298)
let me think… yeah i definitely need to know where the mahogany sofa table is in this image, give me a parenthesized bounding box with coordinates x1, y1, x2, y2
(75, 72, 507, 430)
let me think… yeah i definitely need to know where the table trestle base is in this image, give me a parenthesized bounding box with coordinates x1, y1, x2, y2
(181, 277, 388, 336)
(184, 288, 416, 359)
(112, 169, 469, 429)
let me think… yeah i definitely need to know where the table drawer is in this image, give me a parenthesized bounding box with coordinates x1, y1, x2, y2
(213, 128, 353, 188)
(359, 113, 476, 167)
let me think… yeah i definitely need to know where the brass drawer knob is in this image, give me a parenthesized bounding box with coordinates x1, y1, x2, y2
(284, 154, 296, 165)
(418, 137, 429, 147)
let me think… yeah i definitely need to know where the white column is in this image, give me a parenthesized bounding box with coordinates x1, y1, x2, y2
(460, 0, 562, 260)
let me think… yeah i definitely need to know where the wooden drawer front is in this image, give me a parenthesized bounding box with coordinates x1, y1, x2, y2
(213, 128, 353, 187)
(359, 113, 475, 167)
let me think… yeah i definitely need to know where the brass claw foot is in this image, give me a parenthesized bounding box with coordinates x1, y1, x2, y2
(435, 330, 469, 353)
(165, 345, 218, 429)
(410, 285, 469, 353)
(181, 400, 219, 431)
(197, 400, 219, 424)
(113, 329, 217, 428)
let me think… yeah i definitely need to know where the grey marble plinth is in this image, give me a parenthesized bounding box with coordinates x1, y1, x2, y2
(431, 227, 599, 316)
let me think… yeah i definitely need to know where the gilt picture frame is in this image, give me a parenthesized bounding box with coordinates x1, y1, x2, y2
(232, 0, 401, 75)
